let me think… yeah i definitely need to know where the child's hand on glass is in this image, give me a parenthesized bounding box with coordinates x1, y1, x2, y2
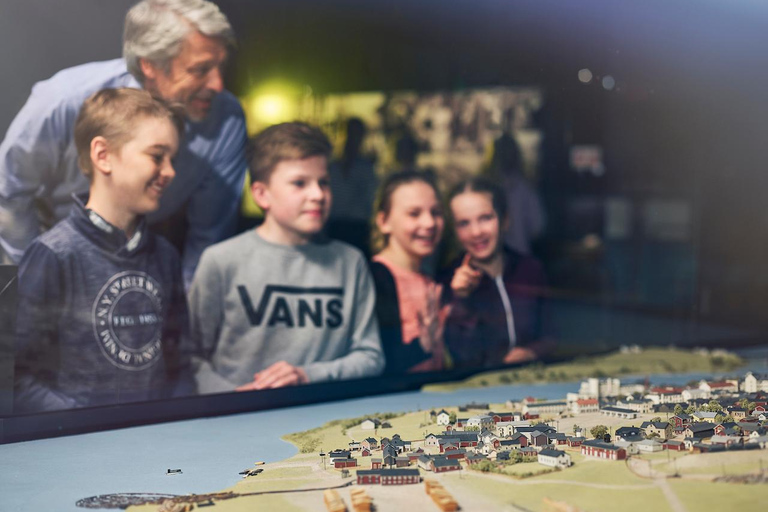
(417, 282, 443, 354)
(236, 361, 309, 391)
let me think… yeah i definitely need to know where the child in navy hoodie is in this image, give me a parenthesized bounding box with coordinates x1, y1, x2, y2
(13, 88, 193, 412)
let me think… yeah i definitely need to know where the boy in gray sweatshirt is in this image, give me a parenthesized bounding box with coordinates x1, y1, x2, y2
(189, 122, 384, 393)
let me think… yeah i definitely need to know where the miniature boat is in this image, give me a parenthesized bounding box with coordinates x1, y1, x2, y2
(254, 461, 265, 465)
(166, 469, 182, 475)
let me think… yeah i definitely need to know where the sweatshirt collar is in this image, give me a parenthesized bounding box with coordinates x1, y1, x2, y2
(71, 194, 148, 255)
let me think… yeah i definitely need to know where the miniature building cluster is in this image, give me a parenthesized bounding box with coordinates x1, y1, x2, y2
(334, 409, 577, 485)
(566, 372, 768, 456)
(330, 372, 767, 487)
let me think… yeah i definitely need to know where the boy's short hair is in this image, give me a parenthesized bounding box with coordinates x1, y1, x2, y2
(74, 88, 184, 179)
(247, 122, 332, 183)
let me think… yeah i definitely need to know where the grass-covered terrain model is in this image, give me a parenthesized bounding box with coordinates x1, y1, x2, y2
(424, 346, 744, 392)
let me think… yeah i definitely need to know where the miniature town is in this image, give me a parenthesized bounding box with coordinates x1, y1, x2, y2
(121, 368, 768, 512)
(316, 371, 768, 509)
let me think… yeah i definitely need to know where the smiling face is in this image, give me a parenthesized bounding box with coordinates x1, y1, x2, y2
(107, 116, 179, 216)
(251, 155, 332, 245)
(377, 181, 444, 264)
(140, 30, 228, 121)
(451, 191, 502, 263)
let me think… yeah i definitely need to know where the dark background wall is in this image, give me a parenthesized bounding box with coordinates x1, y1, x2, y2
(2, 0, 768, 334)
(0, 0, 134, 134)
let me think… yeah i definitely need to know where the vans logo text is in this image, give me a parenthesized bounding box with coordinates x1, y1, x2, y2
(238, 285, 344, 328)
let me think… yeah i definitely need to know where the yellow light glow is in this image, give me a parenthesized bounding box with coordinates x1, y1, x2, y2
(243, 80, 304, 131)
(252, 94, 289, 123)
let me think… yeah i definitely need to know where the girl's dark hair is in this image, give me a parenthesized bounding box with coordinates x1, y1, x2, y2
(448, 176, 508, 220)
(371, 170, 441, 253)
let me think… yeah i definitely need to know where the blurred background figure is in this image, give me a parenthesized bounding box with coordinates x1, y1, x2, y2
(491, 131, 545, 256)
(394, 129, 421, 173)
(326, 117, 378, 257)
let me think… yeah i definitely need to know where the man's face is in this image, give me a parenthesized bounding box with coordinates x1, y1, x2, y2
(251, 155, 332, 245)
(141, 30, 228, 121)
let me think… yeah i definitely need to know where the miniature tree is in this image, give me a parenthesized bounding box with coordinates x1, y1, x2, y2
(449, 412, 457, 424)
(738, 398, 756, 413)
(673, 404, 684, 416)
(685, 404, 696, 415)
(475, 460, 497, 473)
(650, 417, 662, 423)
(707, 400, 723, 413)
(590, 425, 609, 440)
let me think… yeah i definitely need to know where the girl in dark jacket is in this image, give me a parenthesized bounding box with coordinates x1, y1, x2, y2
(444, 177, 554, 370)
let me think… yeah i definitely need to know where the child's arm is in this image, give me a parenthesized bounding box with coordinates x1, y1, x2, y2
(13, 242, 80, 412)
(236, 361, 308, 390)
(371, 262, 432, 373)
(504, 257, 556, 364)
(300, 256, 385, 382)
(161, 248, 198, 397)
(450, 254, 482, 298)
(187, 248, 235, 393)
(441, 264, 485, 371)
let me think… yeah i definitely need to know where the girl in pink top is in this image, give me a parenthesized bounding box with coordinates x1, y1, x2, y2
(370, 171, 449, 373)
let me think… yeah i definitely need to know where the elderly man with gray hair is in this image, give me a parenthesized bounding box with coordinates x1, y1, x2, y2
(0, 0, 247, 286)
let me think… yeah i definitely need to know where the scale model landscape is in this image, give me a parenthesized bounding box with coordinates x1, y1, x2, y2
(98, 348, 766, 512)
